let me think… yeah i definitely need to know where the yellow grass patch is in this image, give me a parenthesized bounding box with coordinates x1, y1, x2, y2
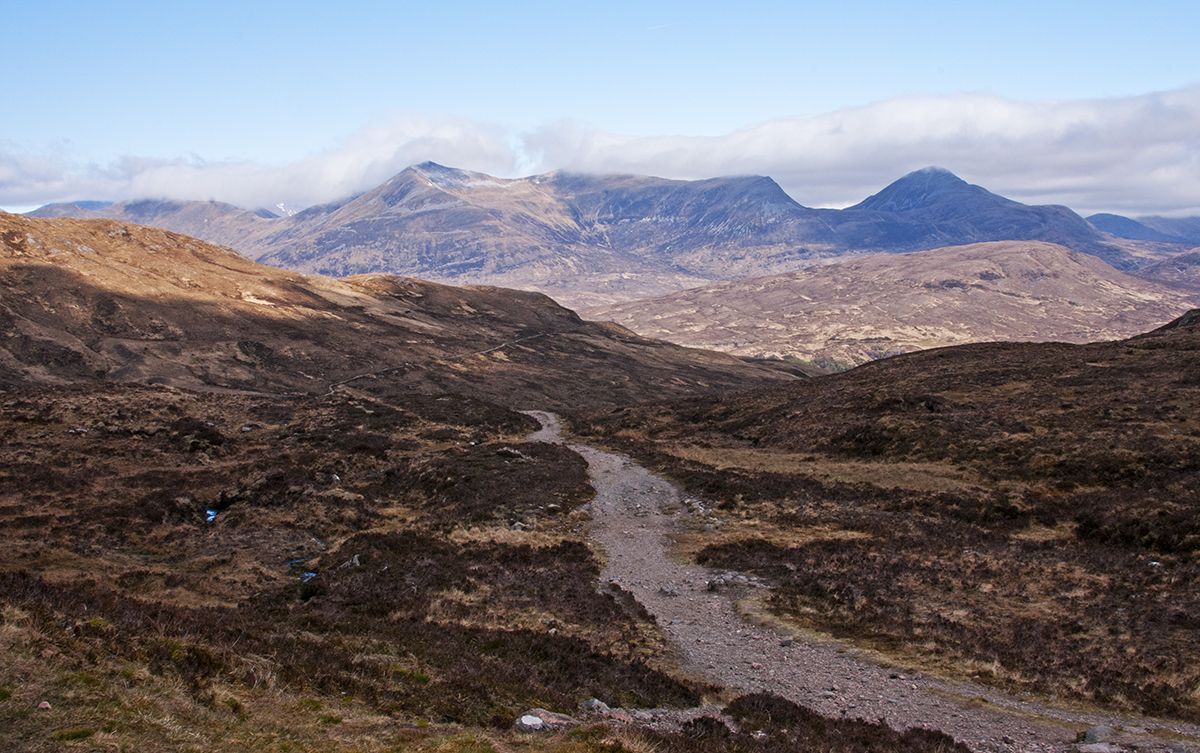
(447, 526, 568, 548)
(666, 444, 984, 492)
(1010, 522, 1076, 542)
(667, 522, 871, 562)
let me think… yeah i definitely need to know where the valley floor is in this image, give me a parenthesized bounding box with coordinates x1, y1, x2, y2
(526, 412, 1200, 753)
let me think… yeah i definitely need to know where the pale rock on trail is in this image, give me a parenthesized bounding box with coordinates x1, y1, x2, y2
(524, 411, 1198, 753)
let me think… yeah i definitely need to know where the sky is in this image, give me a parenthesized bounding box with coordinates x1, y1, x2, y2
(3, 0, 1199, 217)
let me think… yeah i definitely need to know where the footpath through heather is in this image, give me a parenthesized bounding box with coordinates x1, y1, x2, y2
(524, 411, 1198, 753)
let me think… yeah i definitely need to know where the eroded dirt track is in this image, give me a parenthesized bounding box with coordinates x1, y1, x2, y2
(525, 411, 1198, 753)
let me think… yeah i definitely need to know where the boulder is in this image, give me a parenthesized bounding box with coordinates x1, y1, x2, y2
(580, 698, 611, 714)
(514, 715, 544, 732)
(513, 708, 578, 732)
(605, 708, 634, 723)
(1084, 726, 1116, 744)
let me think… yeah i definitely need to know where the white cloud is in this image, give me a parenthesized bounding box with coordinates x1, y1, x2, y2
(4, 87, 1200, 217)
(524, 85, 1200, 216)
(1, 113, 519, 211)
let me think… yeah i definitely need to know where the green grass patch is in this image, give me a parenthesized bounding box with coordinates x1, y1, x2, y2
(49, 728, 95, 741)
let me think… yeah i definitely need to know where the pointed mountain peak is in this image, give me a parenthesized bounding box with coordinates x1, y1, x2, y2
(378, 162, 469, 186)
(911, 165, 959, 178)
(409, 162, 510, 189)
(849, 167, 985, 212)
(411, 161, 457, 176)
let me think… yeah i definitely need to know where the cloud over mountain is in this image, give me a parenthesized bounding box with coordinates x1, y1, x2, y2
(1, 114, 519, 211)
(4, 86, 1200, 216)
(527, 85, 1200, 216)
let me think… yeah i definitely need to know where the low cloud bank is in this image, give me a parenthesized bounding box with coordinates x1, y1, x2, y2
(0, 113, 516, 213)
(4, 87, 1199, 217)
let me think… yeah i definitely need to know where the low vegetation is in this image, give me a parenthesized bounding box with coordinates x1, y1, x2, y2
(0, 382, 998, 751)
(0, 385, 704, 751)
(572, 316, 1200, 721)
(0, 211, 801, 411)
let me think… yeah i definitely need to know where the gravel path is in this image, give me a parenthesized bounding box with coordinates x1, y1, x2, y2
(524, 411, 1198, 753)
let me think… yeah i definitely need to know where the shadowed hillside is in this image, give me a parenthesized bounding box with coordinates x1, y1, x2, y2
(0, 212, 803, 409)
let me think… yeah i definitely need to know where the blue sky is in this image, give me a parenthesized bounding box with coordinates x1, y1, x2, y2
(3, 0, 1199, 215)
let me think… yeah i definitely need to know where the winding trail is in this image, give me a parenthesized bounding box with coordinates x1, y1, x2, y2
(524, 411, 1198, 753)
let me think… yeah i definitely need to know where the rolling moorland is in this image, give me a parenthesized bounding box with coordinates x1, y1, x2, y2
(569, 310, 1200, 725)
(33, 164, 1200, 309)
(582, 241, 1199, 367)
(2, 208, 1199, 752)
(1137, 249, 1200, 292)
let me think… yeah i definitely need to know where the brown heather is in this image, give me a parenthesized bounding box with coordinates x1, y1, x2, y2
(0, 383, 972, 753)
(581, 241, 1199, 366)
(571, 312, 1200, 721)
(0, 212, 801, 409)
(0, 211, 862, 753)
(0, 385, 702, 751)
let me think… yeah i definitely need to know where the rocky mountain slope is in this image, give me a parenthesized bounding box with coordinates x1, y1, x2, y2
(35, 164, 1145, 308)
(0, 212, 804, 409)
(29, 197, 286, 255)
(581, 241, 1198, 367)
(842, 167, 1133, 268)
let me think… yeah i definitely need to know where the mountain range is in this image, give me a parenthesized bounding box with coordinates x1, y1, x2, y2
(1087, 213, 1200, 245)
(33, 163, 1196, 309)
